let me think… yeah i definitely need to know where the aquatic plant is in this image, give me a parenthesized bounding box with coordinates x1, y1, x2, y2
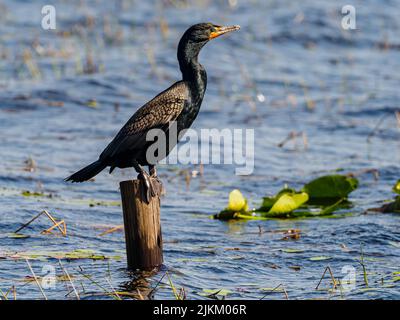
(214, 174, 358, 220)
(368, 179, 400, 213)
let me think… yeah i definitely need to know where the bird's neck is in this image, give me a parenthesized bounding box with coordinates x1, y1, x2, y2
(178, 38, 208, 99)
(179, 58, 207, 101)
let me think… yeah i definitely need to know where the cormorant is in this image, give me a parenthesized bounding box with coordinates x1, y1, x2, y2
(65, 23, 240, 202)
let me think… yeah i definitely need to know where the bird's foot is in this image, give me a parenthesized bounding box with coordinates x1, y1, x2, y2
(150, 175, 164, 197)
(137, 171, 163, 204)
(149, 166, 164, 196)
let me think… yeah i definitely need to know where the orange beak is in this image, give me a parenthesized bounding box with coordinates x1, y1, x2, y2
(209, 25, 240, 40)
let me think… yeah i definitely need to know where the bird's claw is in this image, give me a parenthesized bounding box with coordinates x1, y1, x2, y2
(138, 171, 163, 204)
(150, 175, 164, 197)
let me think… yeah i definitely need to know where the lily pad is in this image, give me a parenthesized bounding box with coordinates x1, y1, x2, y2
(259, 188, 297, 211)
(302, 174, 358, 203)
(266, 192, 309, 216)
(7, 249, 121, 261)
(289, 198, 344, 218)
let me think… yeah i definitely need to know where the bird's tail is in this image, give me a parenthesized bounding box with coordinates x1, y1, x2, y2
(65, 160, 106, 183)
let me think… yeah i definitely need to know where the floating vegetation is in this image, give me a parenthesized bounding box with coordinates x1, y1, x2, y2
(21, 190, 52, 198)
(309, 256, 332, 261)
(302, 174, 358, 205)
(213, 189, 252, 220)
(1, 249, 122, 261)
(214, 174, 358, 220)
(369, 180, 400, 213)
(282, 248, 304, 254)
(260, 189, 309, 217)
(87, 200, 120, 207)
(86, 99, 98, 108)
(6, 233, 30, 239)
(1, 187, 120, 208)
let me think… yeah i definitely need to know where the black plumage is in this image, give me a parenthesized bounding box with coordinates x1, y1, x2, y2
(65, 22, 240, 202)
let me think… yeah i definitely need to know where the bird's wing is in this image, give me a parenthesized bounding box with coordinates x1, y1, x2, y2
(100, 81, 189, 160)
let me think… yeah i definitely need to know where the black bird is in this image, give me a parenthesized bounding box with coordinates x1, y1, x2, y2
(65, 23, 240, 202)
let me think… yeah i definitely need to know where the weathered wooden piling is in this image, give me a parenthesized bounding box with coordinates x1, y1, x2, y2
(119, 179, 163, 271)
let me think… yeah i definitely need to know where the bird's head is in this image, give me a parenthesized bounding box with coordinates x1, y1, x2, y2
(178, 23, 240, 65)
(183, 23, 240, 43)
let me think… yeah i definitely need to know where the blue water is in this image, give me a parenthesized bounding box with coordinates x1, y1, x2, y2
(1, 0, 400, 299)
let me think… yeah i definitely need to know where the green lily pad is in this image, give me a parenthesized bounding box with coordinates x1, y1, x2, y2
(289, 198, 344, 218)
(258, 189, 309, 217)
(267, 192, 309, 216)
(302, 175, 358, 203)
(7, 249, 121, 261)
(259, 188, 297, 211)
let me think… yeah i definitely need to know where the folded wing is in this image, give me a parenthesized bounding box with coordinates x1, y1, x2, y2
(100, 81, 189, 161)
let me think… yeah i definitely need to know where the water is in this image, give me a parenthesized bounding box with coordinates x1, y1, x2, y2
(1, 0, 400, 299)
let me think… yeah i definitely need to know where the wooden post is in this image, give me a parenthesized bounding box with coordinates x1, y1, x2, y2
(119, 180, 163, 271)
